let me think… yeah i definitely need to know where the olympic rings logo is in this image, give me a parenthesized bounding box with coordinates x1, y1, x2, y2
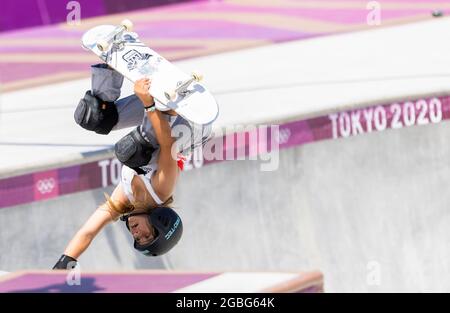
(36, 178, 56, 194)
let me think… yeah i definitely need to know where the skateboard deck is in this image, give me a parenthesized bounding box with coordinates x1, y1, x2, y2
(81, 20, 219, 125)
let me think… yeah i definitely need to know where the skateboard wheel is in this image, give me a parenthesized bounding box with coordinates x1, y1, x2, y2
(192, 72, 203, 82)
(121, 19, 133, 31)
(165, 91, 176, 101)
(81, 42, 90, 51)
(97, 39, 109, 52)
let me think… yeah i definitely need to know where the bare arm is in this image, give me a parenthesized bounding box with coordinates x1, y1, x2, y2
(62, 184, 126, 259)
(63, 207, 112, 259)
(146, 110, 179, 200)
(134, 78, 179, 201)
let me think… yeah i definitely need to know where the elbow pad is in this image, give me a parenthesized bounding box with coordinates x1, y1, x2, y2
(115, 127, 155, 168)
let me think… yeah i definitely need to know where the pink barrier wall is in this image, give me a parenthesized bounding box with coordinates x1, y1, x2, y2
(1, 0, 202, 32)
(1, 94, 449, 209)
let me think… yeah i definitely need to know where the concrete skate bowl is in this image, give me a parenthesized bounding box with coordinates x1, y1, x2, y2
(168, 94, 450, 292)
(0, 183, 166, 271)
(1, 94, 450, 292)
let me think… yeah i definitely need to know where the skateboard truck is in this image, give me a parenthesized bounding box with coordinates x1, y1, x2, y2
(96, 19, 133, 52)
(164, 72, 203, 101)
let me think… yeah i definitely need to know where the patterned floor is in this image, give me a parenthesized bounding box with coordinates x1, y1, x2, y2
(0, 271, 323, 293)
(0, 0, 448, 91)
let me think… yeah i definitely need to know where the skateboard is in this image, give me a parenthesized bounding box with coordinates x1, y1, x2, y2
(81, 19, 219, 125)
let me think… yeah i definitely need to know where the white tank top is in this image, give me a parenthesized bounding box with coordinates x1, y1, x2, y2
(120, 149, 163, 205)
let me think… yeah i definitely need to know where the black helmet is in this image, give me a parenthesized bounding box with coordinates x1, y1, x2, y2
(121, 207, 183, 256)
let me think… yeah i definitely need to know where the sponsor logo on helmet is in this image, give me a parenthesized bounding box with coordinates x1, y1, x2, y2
(36, 178, 56, 194)
(165, 216, 181, 240)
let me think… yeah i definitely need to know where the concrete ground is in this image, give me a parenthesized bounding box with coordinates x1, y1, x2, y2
(1, 117, 450, 291)
(2, 17, 450, 176)
(2, 15, 450, 292)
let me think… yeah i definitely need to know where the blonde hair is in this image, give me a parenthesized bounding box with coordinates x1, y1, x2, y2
(104, 176, 174, 216)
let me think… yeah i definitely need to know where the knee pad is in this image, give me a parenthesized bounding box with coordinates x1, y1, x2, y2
(115, 127, 155, 168)
(74, 90, 119, 135)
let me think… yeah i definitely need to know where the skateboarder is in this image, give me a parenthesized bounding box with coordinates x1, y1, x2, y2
(52, 65, 211, 269)
(75, 63, 211, 162)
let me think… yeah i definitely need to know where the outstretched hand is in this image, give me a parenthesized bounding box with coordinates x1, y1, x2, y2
(134, 78, 155, 107)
